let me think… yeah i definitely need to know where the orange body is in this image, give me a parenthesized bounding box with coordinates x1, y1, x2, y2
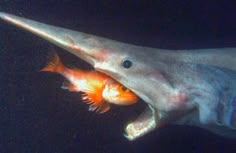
(41, 52, 138, 113)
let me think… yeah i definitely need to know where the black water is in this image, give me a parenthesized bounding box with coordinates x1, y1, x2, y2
(1, 1, 236, 153)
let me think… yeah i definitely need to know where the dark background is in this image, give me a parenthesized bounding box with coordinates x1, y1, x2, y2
(0, 0, 236, 153)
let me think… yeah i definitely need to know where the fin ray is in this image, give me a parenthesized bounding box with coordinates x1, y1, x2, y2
(40, 52, 65, 72)
(61, 80, 78, 92)
(82, 92, 110, 113)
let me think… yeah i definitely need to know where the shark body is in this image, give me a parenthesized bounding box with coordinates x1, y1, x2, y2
(0, 12, 236, 140)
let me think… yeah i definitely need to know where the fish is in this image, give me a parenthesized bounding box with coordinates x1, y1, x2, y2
(0, 12, 236, 140)
(41, 52, 138, 113)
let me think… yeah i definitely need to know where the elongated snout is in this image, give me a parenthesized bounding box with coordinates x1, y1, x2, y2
(0, 12, 117, 66)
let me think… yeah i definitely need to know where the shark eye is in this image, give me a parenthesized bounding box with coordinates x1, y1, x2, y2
(122, 59, 132, 69)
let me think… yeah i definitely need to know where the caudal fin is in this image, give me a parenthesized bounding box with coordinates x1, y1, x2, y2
(40, 52, 65, 72)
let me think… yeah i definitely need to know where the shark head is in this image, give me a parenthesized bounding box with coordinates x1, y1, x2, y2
(0, 12, 170, 140)
(3, 12, 236, 141)
(0, 12, 189, 140)
(0, 12, 166, 105)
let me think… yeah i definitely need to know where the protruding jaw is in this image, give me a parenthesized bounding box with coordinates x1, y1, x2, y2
(124, 105, 158, 141)
(125, 117, 157, 141)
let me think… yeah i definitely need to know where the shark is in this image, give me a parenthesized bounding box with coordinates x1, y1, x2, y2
(0, 12, 236, 141)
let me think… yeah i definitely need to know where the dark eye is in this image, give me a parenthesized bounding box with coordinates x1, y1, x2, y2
(121, 86, 127, 91)
(122, 59, 132, 69)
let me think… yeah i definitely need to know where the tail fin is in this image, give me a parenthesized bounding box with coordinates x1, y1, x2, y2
(40, 52, 65, 72)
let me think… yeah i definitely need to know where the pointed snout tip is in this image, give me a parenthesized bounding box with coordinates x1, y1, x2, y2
(0, 12, 15, 20)
(0, 12, 8, 19)
(0, 12, 6, 17)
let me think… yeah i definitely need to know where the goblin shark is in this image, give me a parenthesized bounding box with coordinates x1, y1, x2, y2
(0, 12, 236, 140)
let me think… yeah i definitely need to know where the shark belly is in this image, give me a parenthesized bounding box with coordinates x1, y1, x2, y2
(171, 64, 236, 139)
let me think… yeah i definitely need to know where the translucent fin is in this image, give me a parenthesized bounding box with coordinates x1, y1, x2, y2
(40, 52, 65, 72)
(82, 92, 110, 113)
(61, 80, 78, 92)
